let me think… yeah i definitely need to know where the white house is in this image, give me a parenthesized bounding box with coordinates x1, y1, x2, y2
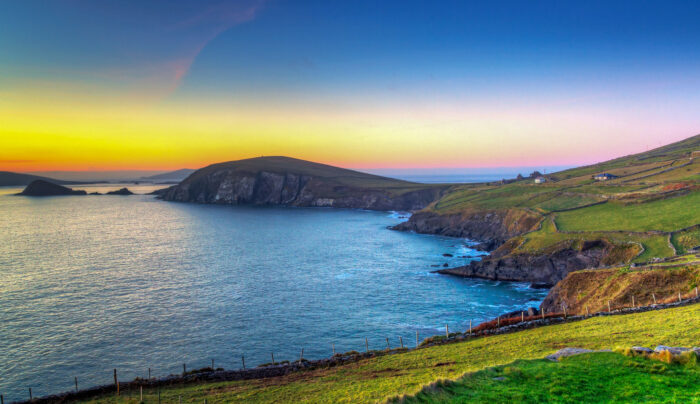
(594, 173, 618, 181)
(534, 177, 546, 184)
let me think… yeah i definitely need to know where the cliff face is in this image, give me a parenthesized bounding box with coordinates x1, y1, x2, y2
(437, 240, 619, 286)
(540, 261, 700, 314)
(391, 209, 541, 249)
(159, 169, 444, 211)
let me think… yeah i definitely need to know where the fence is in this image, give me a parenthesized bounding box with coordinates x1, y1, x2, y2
(6, 287, 699, 404)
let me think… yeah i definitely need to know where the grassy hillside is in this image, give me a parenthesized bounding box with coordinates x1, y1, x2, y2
(423, 134, 700, 265)
(543, 254, 700, 314)
(74, 304, 699, 403)
(392, 351, 700, 403)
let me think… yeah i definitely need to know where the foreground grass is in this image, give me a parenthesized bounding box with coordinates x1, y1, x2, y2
(392, 352, 700, 403)
(77, 304, 700, 403)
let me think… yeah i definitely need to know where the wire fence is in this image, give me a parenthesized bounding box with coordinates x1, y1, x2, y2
(5, 287, 699, 404)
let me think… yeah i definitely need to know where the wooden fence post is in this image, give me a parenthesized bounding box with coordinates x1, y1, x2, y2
(542, 309, 545, 320)
(400, 336, 404, 348)
(271, 352, 275, 364)
(386, 337, 390, 350)
(1, 394, 3, 404)
(140, 386, 143, 402)
(75, 376, 78, 391)
(366, 337, 369, 352)
(445, 324, 449, 338)
(608, 301, 611, 312)
(416, 331, 419, 348)
(652, 293, 656, 304)
(332, 343, 336, 356)
(497, 316, 500, 327)
(242, 355, 246, 370)
(212, 359, 214, 369)
(585, 305, 589, 316)
(469, 319, 472, 334)
(563, 305, 567, 319)
(678, 292, 682, 302)
(632, 296, 635, 308)
(183, 363, 186, 375)
(148, 367, 151, 379)
(521, 311, 524, 322)
(696, 287, 698, 297)
(29, 388, 32, 401)
(114, 369, 119, 396)
(300, 348, 304, 361)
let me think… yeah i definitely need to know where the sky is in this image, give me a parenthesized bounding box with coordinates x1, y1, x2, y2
(2, 0, 700, 172)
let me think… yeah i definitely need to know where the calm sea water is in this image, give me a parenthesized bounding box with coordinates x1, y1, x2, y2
(0, 184, 546, 401)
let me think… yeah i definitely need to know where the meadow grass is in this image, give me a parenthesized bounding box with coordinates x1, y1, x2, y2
(554, 190, 700, 232)
(76, 303, 700, 403)
(390, 351, 700, 403)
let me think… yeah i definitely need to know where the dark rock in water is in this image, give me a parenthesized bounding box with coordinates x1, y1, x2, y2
(430, 264, 441, 268)
(106, 188, 133, 195)
(442, 253, 453, 257)
(18, 180, 87, 196)
(438, 240, 611, 286)
(529, 282, 552, 289)
(443, 263, 449, 267)
(89, 192, 102, 195)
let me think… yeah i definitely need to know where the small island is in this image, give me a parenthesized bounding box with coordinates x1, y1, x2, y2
(18, 180, 87, 196)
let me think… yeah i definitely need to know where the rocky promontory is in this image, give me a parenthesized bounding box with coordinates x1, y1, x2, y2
(437, 240, 613, 286)
(18, 180, 87, 196)
(390, 208, 541, 249)
(158, 156, 448, 211)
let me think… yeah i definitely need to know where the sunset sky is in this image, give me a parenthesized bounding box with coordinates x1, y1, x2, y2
(2, 0, 700, 172)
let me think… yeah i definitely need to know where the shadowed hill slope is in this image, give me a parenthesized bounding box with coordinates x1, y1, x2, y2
(0, 171, 74, 187)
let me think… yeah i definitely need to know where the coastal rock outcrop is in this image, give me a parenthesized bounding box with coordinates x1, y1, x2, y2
(391, 209, 541, 248)
(437, 240, 613, 286)
(18, 180, 87, 196)
(159, 157, 447, 211)
(106, 188, 133, 195)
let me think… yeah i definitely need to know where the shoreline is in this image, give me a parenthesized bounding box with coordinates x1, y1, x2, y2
(16, 296, 700, 404)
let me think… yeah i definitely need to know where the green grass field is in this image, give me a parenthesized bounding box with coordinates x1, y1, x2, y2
(391, 351, 700, 403)
(554, 191, 700, 232)
(75, 304, 700, 403)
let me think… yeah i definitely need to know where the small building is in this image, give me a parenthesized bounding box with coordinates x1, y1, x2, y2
(534, 176, 546, 184)
(594, 173, 618, 181)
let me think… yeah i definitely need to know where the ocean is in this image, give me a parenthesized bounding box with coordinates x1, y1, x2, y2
(0, 184, 547, 401)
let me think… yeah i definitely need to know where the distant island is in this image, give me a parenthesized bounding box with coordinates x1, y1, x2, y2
(17, 180, 134, 197)
(18, 180, 88, 196)
(0, 171, 76, 187)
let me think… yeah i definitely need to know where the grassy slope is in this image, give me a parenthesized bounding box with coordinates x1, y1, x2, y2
(392, 352, 700, 403)
(546, 255, 700, 314)
(555, 191, 700, 232)
(426, 134, 700, 264)
(77, 304, 700, 403)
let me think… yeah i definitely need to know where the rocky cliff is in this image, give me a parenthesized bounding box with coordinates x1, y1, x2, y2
(158, 157, 447, 211)
(391, 208, 541, 249)
(437, 240, 617, 286)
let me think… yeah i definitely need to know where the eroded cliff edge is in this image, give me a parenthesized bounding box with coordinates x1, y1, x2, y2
(157, 157, 449, 211)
